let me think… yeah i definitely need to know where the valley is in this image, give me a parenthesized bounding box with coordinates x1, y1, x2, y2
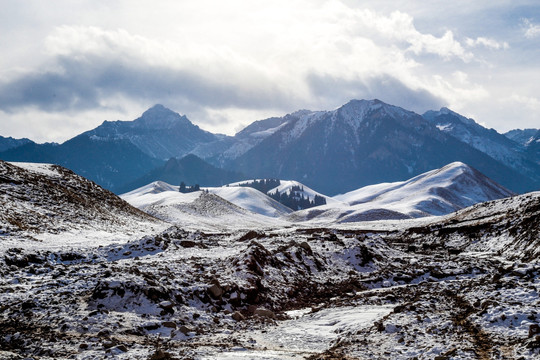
(0, 161, 539, 359)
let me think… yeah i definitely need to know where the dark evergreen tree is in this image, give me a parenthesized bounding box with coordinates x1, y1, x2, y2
(179, 182, 200, 193)
(239, 178, 281, 193)
(314, 194, 327, 206)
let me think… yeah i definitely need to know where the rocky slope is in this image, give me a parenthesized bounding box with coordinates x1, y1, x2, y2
(424, 108, 540, 185)
(83, 104, 221, 160)
(0, 160, 163, 243)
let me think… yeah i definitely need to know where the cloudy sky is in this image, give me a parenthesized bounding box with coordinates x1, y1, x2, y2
(1, 0, 540, 143)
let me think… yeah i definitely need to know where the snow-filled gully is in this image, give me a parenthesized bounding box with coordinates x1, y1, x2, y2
(203, 305, 393, 359)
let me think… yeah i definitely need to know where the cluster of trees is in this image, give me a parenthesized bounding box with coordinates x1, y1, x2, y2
(179, 181, 200, 193)
(233, 179, 327, 210)
(269, 185, 326, 210)
(238, 178, 281, 193)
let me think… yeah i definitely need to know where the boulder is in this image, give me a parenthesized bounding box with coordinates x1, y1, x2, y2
(179, 325, 194, 334)
(299, 241, 312, 254)
(162, 321, 177, 329)
(208, 284, 223, 299)
(254, 307, 275, 319)
(529, 324, 540, 338)
(232, 311, 245, 321)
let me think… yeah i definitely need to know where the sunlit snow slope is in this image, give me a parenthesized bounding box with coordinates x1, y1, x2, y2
(121, 181, 290, 230)
(292, 162, 514, 223)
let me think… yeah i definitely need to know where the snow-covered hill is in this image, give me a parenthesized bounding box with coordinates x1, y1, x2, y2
(291, 162, 513, 223)
(228, 179, 339, 208)
(121, 181, 290, 230)
(266, 180, 339, 205)
(209, 186, 293, 217)
(125, 163, 514, 226)
(0, 161, 166, 248)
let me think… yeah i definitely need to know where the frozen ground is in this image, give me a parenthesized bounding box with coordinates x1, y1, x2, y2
(1, 161, 540, 359)
(2, 218, 540, 359)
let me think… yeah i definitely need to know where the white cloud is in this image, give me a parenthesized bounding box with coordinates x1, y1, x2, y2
(522, 18, 540, 38)
(428, 71, 489, 112)
(1, 0, 540, 141)
(466, 37, 509, 50)
(330, 7, 472, 61)
(508, 94, 540, 110)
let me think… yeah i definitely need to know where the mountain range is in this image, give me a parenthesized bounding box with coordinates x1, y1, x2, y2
(0, 135, 32, 152)
(226, 100, 538, 194)
(1, 99, 539, 194)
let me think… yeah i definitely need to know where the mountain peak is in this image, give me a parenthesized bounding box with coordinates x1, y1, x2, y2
(143, 104, 171, 115)
(424, 107, 476, 127)
(439, 107, 453, 114)
(136, 104, 190, 129)
(342, 98, 384, 109)
(340, 98, 418, 115)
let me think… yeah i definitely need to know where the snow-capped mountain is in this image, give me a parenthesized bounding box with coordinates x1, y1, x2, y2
(0, 105, 233, 193)
(504, 128, 540, 147)
(84, 104, 221, 160)
(528, 132, 540, 164)
(194, 114, 297, 166)
(0, 135, 163, 192)
(504, 128, 540, 165)
(291, 162, 513, 223)
(0, 161, 164, 245)
(2, 100, 539, 196)
(424, 107, 540, 184)
(229, 99, 534, 195)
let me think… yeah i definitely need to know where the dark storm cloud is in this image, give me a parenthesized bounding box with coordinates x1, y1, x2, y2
(306, 72, 446, 114)
(0, 55, 297, 114)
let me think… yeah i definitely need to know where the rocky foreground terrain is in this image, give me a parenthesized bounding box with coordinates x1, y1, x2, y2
(1, 161, 540, 359)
